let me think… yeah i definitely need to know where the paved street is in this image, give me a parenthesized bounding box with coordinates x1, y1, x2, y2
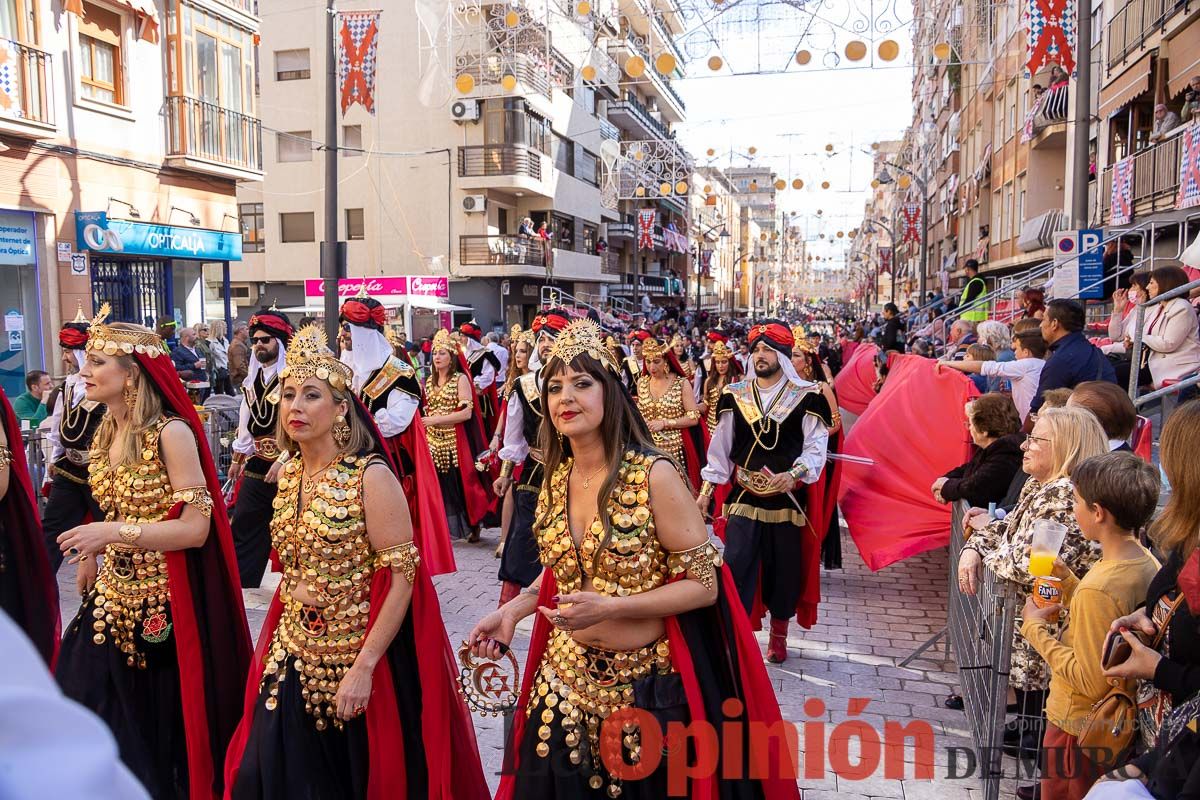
(58, 528, 986, 799)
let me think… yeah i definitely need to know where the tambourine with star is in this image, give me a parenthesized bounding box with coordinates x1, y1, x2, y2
(456, 640, 520, 717)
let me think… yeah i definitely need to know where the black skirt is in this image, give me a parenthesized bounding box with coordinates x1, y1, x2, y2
(229, 656, 370, 800)
(57, 596, 189, 800)
(437, 469, 474, 540)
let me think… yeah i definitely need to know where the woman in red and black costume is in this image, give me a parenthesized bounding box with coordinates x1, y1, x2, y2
(458, 319, 503, 437)
(55, 314, 251, 799)
(0, 386, 58, 665)
(223, 325, 489, 800)
(470, 319, 800, 800)
(423, 329, 495, 541)
(635, 337, 706, 491)
(338, 293, 455, 575)
(790, 329, 844, 571)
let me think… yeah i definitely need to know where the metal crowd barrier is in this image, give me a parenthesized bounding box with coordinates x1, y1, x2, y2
(947, 502, 1032, 800)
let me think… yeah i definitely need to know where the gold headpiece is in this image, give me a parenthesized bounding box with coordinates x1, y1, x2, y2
(431, 328, 460, 355)
(547, 320, 618, 373)
(792, 325, 819, 354)
(85, 303, 168, 358)
(279, 324, 353, 391)
(72, 301, 88, 324)
(642, 337, 668, 360)
(510, 324, 534, 348)
(710, 340, 734, 361)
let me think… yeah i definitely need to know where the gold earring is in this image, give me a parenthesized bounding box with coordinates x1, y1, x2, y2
(556, 428, 563, 446)
(333, 415, 351, 448)
(123, 381, 138, 411)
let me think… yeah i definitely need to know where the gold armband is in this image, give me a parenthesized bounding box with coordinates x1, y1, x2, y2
(0, 446, 11, 471)
(830, 409, 843, 428)
(119, 523, 143, 544)
(376, 541, 420, 584)
(231, 452, 248, 465)
(667, 541, 724, 591)
(171, 486, 214, 519)
(684, 409, 701, 420)
(500, 460, 516, 479)
(698, 480, 715, 498)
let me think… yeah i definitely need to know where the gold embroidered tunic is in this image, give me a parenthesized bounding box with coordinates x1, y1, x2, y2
(424, 377, 463, 472)
(704, 381, 723, 431)
(635, 375, 688, 464)
(88, 418, 176, 668)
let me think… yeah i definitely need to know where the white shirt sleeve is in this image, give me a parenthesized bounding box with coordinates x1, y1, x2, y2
(980, 359, 1040, 380)
(692, 369, 704, 403)
(44, 384, 67, 463)
(474, 361, 495, 392)
(795, 414, 829, 484)
(231, 393, 255, 456)
(373, 389, 419, 438)
(700, 410, 735, 484)
(498, 396, 530, 463)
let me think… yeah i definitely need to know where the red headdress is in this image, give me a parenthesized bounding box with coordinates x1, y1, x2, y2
(339, 291, 388, 332)
(531, 307, 572, 337)
(458, 319, 484, 342)
(248, 304, 294, 345)
(626, 328, 652, 344)
(747, 320, 795, 356)
(59, 303, 91, 349)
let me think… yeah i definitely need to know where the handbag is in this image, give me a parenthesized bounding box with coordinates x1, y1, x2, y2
(1078, 594, 1184, 760)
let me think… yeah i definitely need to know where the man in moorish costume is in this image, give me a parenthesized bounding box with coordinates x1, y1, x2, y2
(457, 320, 502, 436)
(495, 306, 571, 604)
(228, 305, 293, 588)
(622, 327, 651, 393)
(699, 320, 832, 663)
(339, 291, 455, 575)
(41, 305, 105, 574)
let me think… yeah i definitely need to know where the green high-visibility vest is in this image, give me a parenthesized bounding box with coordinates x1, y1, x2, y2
(959, 276, 988, 321)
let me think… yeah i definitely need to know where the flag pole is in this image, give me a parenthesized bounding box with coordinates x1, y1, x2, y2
(322, 0, 344, 347)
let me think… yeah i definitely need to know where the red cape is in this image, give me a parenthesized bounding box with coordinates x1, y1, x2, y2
(838, 355, 979, 570)
(832, 342, 880, 416)
(392, 411, 456, 575)
(497, 572, 800, 800)
(0, 389, 58, 666)
(134, 349, 253, 799)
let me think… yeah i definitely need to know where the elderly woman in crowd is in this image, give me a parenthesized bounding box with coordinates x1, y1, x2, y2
(1099, 400, 1200, 798)
(932, 393, 1024, 509)
(957, 406, 1108, 760)
(978, 320, 1015, 362)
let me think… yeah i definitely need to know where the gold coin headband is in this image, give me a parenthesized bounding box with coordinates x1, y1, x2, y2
(431, 328, 460, 355)
(546, 319, 619, 374)
(792, 325, 819, 354)
(84, 303, 169, 358)
(510, 324, 534, 348)
(641, 337, 668, 361)
(280, 324, 353, 391)
(710, 340, 734, 361)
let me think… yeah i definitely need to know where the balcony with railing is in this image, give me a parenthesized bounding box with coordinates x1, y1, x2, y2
(0, 39, 55, 137)
(460, 234, 546, 268)
(1099, 127, 1184, 221)
(1106, 0, 1174, 70)
(165, 95, 262, 179)
(601, 250, 620, 275)
(456, 51, 553, 99)
(606, 89, 672, 139)
(457, 144, 545, 192)
(606, 35, 686, 121)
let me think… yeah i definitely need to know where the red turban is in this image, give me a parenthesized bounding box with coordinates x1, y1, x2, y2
(340, 298, 387, 331)
(747, 321, 794, 356)
(458, 321, 483, 341)
(58, 326, 89, 349)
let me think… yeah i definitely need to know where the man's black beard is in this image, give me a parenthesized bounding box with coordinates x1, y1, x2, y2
(254, 346, 278, 364)
(754, 360, 781, 379)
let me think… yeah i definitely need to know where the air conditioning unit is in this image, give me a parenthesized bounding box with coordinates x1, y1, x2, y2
(462, 194, 487, 213)
(450, 99, 480, 123)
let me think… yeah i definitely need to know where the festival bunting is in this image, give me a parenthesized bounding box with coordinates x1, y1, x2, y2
(1177, 124, 1200, 210)
(637, 209, 656, 250)
(700, 249, 714, 276)
(879, 246, 893, 274)
(1024, 0, 1076, 77)
(839, 355, 980, 571)
(337, 11, 381, 115)
(901, 204, 921, 244)
(1110, 156, 1134, 225)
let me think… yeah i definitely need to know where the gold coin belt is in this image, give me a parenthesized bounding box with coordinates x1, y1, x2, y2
(536, 452, 669, 597)
(636, 376, 685, 465)
(527, 629, 672, 797)
(424, 378, 462, 472)
(266, 454, 378, 729)
(88, 419, 176, 668)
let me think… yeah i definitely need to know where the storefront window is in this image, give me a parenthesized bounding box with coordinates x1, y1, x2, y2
(0, 210, 43, 398)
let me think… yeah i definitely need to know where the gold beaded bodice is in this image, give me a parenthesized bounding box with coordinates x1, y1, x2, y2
(705, 382, 723, 431)
(263, 453, 383, 729)
(536, 451, 668, 597)
(87, 417, 176, 668)
(635, 376, 686, 462)
(424, 376, 463, 472)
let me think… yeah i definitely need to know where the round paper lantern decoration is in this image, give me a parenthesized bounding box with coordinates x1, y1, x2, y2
(455, 73, 476, 93)
(871, 178, 881, 188)
(706, 148, 715, 157)
(576, 0, 591, 13)
(633, 148, 645, 161)
(825, 143, 834, 152)
(655, 53, 677, 74)
(625, 55, 646, 77)
(792, 178, 804, 190)
(676, 180, 689, 194)
(504, 9, 520, 27)
(821, 181, 831, 189)
(748, 146, 757, 155)
(836, 231, 844, 238)
(760, 233, 768, 241)
(871, 141, 880, 150)
(660, 182, 673, 195)
(581, 65, 597, 81)
(845, 40, 867, 61)
(501, 74, 518, 91)
(774, 179, 786, 190)
(703, 184, 713, 194)
(635, 185, 646, 197)
(898, 175, 912, 189)
(708, 55, 723, 71)
(816, 209, 823, 215)
(933, 42, 952, 60)
(878, 39, 900, 61)
(796, 50, 812, 65)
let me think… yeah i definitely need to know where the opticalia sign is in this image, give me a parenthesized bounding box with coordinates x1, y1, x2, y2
(74, 211, 243, 262)
(303, 276, 449, 298)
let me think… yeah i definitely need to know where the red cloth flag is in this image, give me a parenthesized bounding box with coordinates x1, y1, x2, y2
(832, 342, 880, 416)
(838, 355, 980, 571)
(338, 11, 380, 115)
(637, 208, 656, 250)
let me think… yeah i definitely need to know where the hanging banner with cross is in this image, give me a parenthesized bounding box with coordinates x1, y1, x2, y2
(901, 204, 921, 244)
(1177, 124, 1200, 209)
(1110, 156, 1134, 225)
(1024, 0, 1076, 77)
(338, 11, 381, 115)
(637, 209, 656, 250)
(700, 249, 714, 276)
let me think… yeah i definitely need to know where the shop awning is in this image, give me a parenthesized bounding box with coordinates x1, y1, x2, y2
(1099, 53, 1153, 118)
(1168, 24, 1200, 98)
(281, 296, 472, 313)
(64, 0, 158, 42)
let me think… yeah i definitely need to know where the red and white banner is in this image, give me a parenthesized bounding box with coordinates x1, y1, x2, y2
(337, 11, 381, 115)
(901, 204, 921, 244)
(637, 209, 656, 250)
(1024, 0, 1076, 76)
(699, 249, 713, 276)
(1177, 123, 1200, 210)
(879, 246, 893, 274)
(1110, 156, 1134, 225)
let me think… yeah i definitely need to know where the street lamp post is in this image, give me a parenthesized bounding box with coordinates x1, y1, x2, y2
(876, 162, 930, 303)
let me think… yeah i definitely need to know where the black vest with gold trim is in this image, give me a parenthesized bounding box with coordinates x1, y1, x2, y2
(513, 369, 545, 490)
(359, 356, 422, 416)
(54, 380, 105, 480)
(244, 369, 280, 438)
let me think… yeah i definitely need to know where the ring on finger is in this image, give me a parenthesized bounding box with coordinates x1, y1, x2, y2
(68, 547, 79, 555)
(552, 614, 568, 627)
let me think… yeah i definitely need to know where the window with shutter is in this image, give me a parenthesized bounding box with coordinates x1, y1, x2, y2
(275, 49, 310, 81)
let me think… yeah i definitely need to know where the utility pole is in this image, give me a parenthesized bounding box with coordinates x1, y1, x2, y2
(321, 0, 345, 347)
(1070, 2, 1092, 228)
